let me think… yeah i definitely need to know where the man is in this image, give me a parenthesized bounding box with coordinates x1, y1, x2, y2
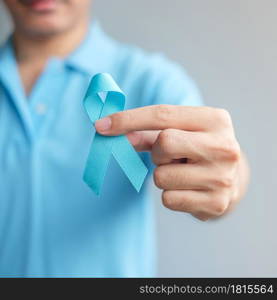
(0, 0, 249, 277)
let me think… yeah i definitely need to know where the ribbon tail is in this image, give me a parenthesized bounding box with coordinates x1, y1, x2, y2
(83, 133, 116, 195)
(112, 136, 148, 192)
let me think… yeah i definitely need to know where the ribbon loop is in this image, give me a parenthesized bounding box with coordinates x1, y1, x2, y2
(83, 73, 148, 195)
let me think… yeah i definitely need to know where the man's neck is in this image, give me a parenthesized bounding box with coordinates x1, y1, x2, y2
(13, 19, 89, 95)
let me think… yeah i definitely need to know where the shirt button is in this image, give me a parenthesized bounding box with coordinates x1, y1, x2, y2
(35, 103, 47, 115)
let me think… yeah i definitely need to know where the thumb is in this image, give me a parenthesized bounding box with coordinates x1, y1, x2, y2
(127, 130, 160, 152)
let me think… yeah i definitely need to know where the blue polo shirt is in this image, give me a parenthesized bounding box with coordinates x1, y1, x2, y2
(0, 22, 203, 277)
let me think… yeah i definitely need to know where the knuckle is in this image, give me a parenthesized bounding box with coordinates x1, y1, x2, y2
(153, 167, 165, 189)
(157, 129, 175, 154)
(225, 141, 241, 161)
(155, 104, 174, 123)
(213, 174, 234, 188)
(112, 110, 131, 132)
(196, 215, 210, 222)
(213, 138, 241, 162)
(162, 191, 174, 209)
(211, 196, 229, 216)
(213, 108, 232, 127)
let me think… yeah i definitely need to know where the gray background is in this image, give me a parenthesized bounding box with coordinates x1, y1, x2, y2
(0, 0, 276, 277)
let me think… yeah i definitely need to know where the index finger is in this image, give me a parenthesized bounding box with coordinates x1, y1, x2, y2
(95, 104, 216, 136)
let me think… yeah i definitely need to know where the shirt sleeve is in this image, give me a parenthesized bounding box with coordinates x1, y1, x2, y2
(143, 54, 204, 107)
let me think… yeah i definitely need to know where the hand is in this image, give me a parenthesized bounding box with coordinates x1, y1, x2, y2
(95, 105, 249, 221)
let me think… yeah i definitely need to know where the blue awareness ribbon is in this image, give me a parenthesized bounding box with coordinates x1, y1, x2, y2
(83, 73, 148, 195)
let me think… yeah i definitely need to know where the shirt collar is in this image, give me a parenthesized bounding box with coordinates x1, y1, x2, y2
(65, 21, 116, 75)
(0, 21, 116, 78)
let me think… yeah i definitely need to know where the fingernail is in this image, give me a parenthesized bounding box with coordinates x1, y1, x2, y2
(95, 117, 112, 132)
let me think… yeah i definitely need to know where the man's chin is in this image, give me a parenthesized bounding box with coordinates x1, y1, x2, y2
(18, 19, 67, 38)
(27, 28, 62, 38)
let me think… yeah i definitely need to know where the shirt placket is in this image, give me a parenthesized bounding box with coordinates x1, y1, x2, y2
(24, 59, 69, 275)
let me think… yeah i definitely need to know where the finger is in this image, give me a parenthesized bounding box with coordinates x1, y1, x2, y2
(191, 212, 211, 222)
(154, 164, 213, 190)
(127, 130, 160, 151)
(152, 129, 240, 165)
(162, 190, 229, 217)
(151, 129, 206, 165)
(95, 105, 226, 135)
(162, 190, 211, 214)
